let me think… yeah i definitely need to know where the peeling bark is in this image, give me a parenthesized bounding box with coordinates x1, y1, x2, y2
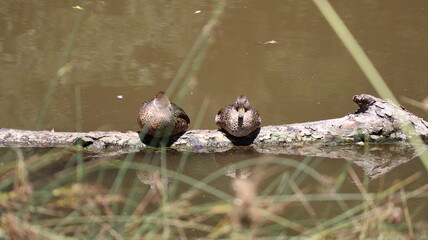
(0, 94, 427, 153)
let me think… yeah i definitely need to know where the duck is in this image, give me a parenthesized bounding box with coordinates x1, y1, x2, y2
(137, 91, 190, 137)
(215, 95, 261, 137)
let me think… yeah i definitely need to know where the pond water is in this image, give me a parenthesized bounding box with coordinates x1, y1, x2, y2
(1, 0, 427, 131)
(0, 0, 427, 237)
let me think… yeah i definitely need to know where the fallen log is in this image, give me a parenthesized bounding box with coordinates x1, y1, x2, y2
(0, 94, 427, 153)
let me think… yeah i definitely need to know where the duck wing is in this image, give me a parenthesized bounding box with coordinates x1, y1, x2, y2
(172, 103, 190, 124)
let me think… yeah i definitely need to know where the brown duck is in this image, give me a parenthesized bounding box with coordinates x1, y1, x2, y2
(137, 91, 190, 137)
(215, 95, 261, 137)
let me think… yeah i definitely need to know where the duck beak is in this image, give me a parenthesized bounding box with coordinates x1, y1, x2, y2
(238, 107, 245, 127)
(238, 107, 245, 119)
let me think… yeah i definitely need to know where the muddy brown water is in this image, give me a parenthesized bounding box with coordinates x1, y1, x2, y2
(0, 0, 427, 233)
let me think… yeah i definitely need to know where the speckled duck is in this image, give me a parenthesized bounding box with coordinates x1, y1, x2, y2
(137, 91, 190, 137)
(215, 95, 261, 137)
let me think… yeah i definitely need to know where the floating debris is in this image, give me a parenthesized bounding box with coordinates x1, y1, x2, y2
(194, 10, 202, 14)
(256, 40, 278, 45)
(72, 6, 84, 10)
(117, 95, 123, 99)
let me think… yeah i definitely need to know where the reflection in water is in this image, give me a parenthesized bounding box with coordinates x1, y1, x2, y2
(254, 143, 422, 179)
(224, 165, 252, 179)
(136, 170, 172, 190)
(213, 148, 259, 180)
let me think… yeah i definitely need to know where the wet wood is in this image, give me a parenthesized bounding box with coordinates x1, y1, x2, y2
(1, 94, 427, 152)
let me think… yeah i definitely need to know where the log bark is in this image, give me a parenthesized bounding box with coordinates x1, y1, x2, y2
(1, 94, 427, 153)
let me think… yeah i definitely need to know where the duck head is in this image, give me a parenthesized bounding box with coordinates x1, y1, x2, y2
(235, 95, 251, 126)
(153, 91, 171, 109)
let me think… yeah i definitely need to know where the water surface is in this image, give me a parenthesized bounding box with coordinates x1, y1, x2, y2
(0, 0, 427, 235)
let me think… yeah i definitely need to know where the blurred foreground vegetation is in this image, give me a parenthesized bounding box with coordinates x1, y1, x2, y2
(0, 148, 427, 239)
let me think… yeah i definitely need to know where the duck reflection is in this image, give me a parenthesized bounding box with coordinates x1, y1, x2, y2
(136, 170, 172, 190)
(214, 148, 262, 180)
(224, 164, 252, 179)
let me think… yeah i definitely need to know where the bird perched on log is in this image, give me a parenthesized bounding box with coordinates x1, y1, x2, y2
(137, 91, 190, 137)
(215, 95, 261, 137)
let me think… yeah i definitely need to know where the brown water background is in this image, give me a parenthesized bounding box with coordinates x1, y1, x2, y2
(1, 0, 427, 132)
(0, 0, 428, 228)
